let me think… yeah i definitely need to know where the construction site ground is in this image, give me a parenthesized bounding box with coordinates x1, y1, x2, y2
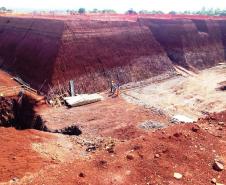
(0, 65, 226, 185)
(123, 64, 226, 121)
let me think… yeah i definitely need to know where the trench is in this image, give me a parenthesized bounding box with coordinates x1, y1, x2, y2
(0, 95, 82, 136)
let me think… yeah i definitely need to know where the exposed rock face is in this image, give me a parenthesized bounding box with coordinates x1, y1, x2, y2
(0, 16, 226, 93)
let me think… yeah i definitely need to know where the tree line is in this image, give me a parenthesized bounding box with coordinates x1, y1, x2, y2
(67, 8, 116, 15)
(1, 6, 226, 16)
(0, 7, 13, 13)
(69, 7, 226, 16)
(167, 8, 226, 16)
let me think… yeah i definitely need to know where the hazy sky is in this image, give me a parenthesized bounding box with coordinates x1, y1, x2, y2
(1, 0, 226, 12)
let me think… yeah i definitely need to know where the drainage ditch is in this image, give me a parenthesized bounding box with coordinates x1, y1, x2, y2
(0, 95, 82, 136)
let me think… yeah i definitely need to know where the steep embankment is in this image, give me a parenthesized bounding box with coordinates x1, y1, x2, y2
(52, 20, 173, 93)
(0, 15, 226, 93)
(0, 17, 64, 91)
(140, 18, 226, 70)
(218, 20, 226, 58)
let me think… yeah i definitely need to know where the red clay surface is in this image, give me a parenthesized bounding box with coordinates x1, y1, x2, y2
(0, 69, 226, 184)
(0, 110, 226, 184)
(0, 70, 18, 87)
(0, 14, 225, 94)
(0, 70, 44, 101)
(38, 96, 169, 140)
(30, 124, 226, 185)
(0, 13, 226, 184)
(0, 127, 53, 182)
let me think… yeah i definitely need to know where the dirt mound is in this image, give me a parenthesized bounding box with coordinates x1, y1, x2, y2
(206, 111, 226, 122)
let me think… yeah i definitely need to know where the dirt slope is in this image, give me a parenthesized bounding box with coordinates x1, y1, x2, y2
(140, 18, 225, 69)
(0, 15, 225, 94)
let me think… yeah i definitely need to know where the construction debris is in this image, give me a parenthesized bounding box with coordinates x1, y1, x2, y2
(139, 120, 166, 130)
(173, 172, 183, 180)
(211, 178, 217, 184)
(64, 94, 103, 107)
(171, 115, 194, 123)
(213, 159, 224, 171)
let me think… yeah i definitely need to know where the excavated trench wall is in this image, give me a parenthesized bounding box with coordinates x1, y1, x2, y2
(0, 17, 64, 91)
(52, 20, 173, 93)
(218, 20, 226, 59)
(139, 18, 226, 70)
(0, 16, 226, 93)
(0, 95, 82, 135)
(0, 96, 47, 130)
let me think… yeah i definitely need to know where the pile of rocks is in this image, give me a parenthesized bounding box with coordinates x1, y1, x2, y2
(70, 136, 116, 153)
(139, 120, 166, 130)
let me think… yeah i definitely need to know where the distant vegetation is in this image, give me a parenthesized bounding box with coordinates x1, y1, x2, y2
(67, 8, 116, 15)
(1, 6, 226, 16)
(169, 8, 226, 16)
(126, 9, 137, 15)
(90, 8, 116, 13)
(129, 7, 226, 16)
(64, 7, 226, 16)
(0, 7, 13, 13)
(139, 10, 164, 14)
(78, 8, 86, 14)
(127, 8, 226, 16)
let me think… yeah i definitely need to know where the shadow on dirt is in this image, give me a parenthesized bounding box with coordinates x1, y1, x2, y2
(54, 125, 82, 136)
(0, 95, 82, 136)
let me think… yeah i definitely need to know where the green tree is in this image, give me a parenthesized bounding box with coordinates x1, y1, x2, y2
(220, 10, 226, 16)
(169, 11, 176, 15)
(90, 8, 99, 13)
(183, 10, 191, 15)
(0, 7, 6, 12)
(78, 8, 86, 14)
(126, 9, 137, 15)
(139, 10, 149, 14)
(102, 9, 116, 13)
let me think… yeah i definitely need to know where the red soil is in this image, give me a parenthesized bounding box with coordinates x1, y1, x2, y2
(0, 127, 53, 182)
(0, 14, 226, 184)
(39, 96, 169, 140)
(0, 91, 226, 184)
(0, 70, 18, 87)
(30, 124, 226, 185)
(0, 69, 44, 101)
(0, 14, 225, 94)
(0, 109, 226, 184)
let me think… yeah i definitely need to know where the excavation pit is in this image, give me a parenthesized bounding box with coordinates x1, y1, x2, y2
(0, 96, 82, 136)
(0, 95, 48, 131)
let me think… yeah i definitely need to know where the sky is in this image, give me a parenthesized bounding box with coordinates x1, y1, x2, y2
(1, 0, 226, 13)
